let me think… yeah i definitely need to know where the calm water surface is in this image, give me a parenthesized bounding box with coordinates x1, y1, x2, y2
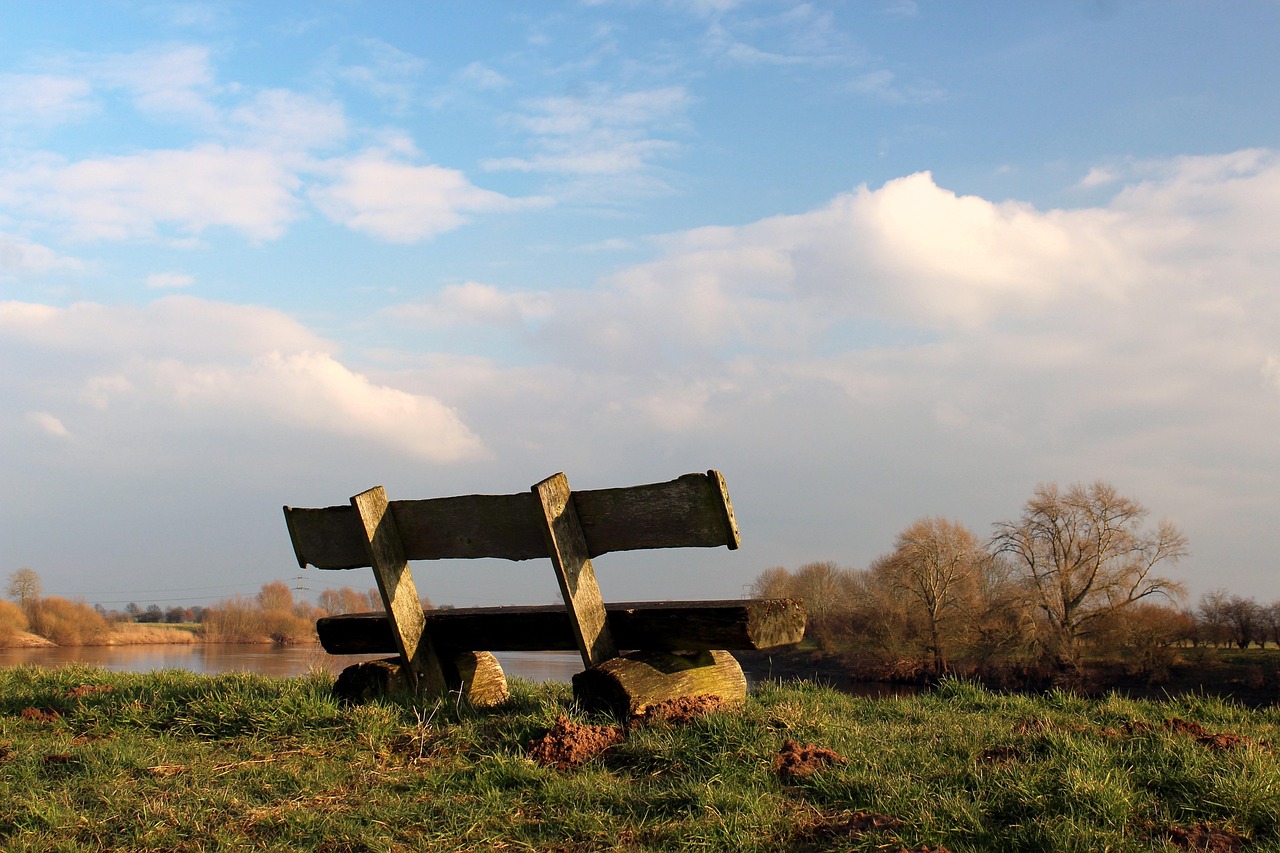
(0, 645, 925, 698)
(0, 644, 585, 683)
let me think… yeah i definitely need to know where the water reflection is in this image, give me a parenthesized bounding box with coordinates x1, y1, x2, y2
(0, 644, 587, 683)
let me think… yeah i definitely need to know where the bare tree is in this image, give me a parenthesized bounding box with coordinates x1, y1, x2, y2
(1222, 595, 1264, 649)
(1196, 589, 1232, 647)
(5, 567, 42, 608)
(872, 517, 983, 673)
(991, 481, 1187, 669)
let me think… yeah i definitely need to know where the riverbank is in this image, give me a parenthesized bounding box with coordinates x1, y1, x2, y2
(737, 646, 1280, 708)
(2, 667, 1276, 851)
(0, 624, 310, 650)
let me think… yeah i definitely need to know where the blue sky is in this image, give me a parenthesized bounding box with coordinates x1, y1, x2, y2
(3, 1, 1279, 611)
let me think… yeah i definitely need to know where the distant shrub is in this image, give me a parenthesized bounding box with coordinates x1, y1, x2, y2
(0, 599, 30, 641)
(199, 596, 269, 643)
(27, 596, 111, 645)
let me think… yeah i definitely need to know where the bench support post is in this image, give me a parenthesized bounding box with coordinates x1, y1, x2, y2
(533, 472, 618, 668)
(350, 486, 448, 697)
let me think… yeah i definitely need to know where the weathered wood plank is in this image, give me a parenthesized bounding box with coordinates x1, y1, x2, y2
(572, 471, 739, 556)
(534, 472, 617, 667)
(283, 471, 738, 569)
(349, 486, 447, 696)
(317, 599, 807, 654)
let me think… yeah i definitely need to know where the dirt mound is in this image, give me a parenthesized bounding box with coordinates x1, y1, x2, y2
(774, 739, 844, 779)
(1157, 822, 1247, 852)
(630, 694, 725, 727)
(19, 707, 60, 723)
(1163, 718, 1250, 751)
(528, 716, 624, 770)
(66, 684, 114, 699)
(791, 808, 939, 851)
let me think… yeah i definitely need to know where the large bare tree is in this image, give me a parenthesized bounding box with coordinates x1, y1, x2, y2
(872, 517, 983, 673)
(992, 481, 1187, 668)
(5, 567, 41, 608)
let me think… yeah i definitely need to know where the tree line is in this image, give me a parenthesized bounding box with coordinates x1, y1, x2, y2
(2, 568, 415, 646)
(750, 480, 1262, 676)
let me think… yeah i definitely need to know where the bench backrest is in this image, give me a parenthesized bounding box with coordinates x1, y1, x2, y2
(284, 471, 739, 569)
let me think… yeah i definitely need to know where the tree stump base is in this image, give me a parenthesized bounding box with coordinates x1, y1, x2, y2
(332, 651, 509, 706)
(572, 649, 746, 718)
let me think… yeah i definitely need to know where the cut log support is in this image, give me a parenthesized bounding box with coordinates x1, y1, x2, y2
(331, 651, 508, 706)
(317, 598, 805, 655)
(572, 649, 747, 718)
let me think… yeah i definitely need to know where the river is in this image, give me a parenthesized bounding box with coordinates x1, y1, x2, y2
(0, 644, 585, 683)
(0, 644, 924, 699)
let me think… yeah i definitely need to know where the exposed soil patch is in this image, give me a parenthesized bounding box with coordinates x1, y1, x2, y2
(1155, 822, 1248, 852)
(1124, 718, 1254, 751)
(19, 707, 60, 723)
(774, 738, 844, 779)
(630, 694, 725, 727)
(66, 684, 114, 699)
(979, 744, 1025, 764)
(1163, 718, 1252, 751)
(42, 752, 75, 765)
(528, 716, 624, 770)
(789, 808, 917, 850)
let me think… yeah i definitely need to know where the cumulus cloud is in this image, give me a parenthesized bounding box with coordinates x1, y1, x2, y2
(0, 296, 485, 463)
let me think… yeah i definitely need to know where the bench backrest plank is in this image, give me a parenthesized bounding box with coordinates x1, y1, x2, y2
(284, 471, 739, 570)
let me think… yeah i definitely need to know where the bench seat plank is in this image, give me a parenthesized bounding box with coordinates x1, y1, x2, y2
(317, 598, 804, 655)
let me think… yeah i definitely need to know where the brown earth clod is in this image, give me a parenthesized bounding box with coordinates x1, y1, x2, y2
(528, 715, 624, 771)
(66, 684, 115, 699)
(775, 738, 845, 779)
(19, 707, 60, 723)
(1156, 822, 1248, 852)
(629, 694, 726, 728)
(1164, 718, 1250, 751)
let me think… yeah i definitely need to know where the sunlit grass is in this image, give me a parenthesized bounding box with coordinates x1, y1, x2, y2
(1, 667, 1277, 851)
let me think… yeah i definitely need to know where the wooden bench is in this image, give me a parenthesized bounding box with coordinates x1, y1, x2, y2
(282, 470, 805, 716)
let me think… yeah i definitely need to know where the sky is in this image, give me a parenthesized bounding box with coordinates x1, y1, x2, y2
(2, 1, 1279, 612)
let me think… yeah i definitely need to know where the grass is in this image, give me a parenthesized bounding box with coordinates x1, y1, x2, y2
(1, 667, 1278, 852)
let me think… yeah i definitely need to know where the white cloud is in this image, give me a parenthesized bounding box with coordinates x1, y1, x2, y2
(0, 296, 485, 463)
(228, 89, 348, 152)
(311, 150, 530, 242)
(484, 86, 691, 180)
(92, 45, 219, 122)
(0, 233, 83, 277)
(145, 272, 195, 289)
(26, 411, 71, 438)
(0, 74, 96, 128)
(389, 281, 554, 328)
(4, 145, 301, 241)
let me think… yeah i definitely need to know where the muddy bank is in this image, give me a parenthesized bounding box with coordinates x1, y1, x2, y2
(734, 648, 1280, 708)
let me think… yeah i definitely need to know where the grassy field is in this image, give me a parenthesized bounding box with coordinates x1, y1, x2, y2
(1, 666, 1277, 852)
